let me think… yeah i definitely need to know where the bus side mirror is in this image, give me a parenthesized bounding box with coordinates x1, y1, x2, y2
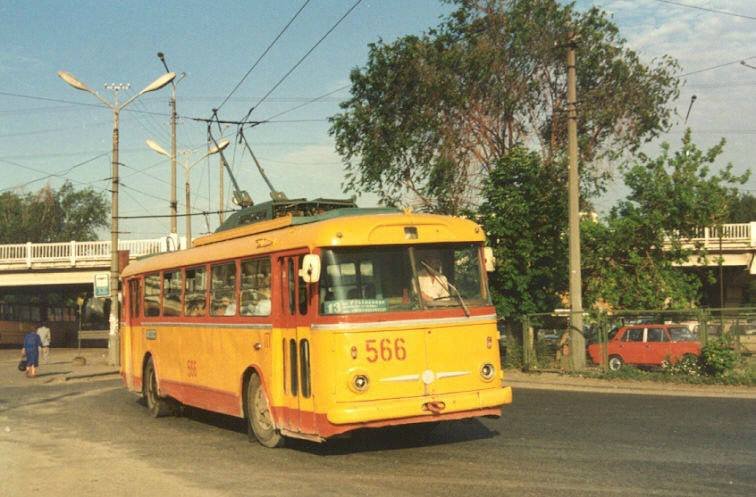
(483, 247, 495, 272)
(299, 254, 321, 283)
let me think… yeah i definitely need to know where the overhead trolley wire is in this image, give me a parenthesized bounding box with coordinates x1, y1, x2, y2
(261, 84, 350, 121)
(216, 0, 312, 112)
(242, 0, 364, 120)
(654, 0, 756, 21)
(679, 56, 756, 77)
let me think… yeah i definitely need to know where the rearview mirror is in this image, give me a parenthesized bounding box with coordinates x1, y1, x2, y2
(299, 254, 321, 283)
(483, 247, 496, 272)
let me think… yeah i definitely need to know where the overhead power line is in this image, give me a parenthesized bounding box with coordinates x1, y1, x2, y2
(243, 0, 364, 120)
(0, 90, 169, 117)
(679, 56, 756, 77)
(0, 153, 108, 192)
(654, 0, 756, 21)
(216, 0, 312, 112)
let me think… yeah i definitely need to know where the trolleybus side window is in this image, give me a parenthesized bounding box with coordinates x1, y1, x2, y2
(162, 270, 182, 317)
(297, 257, 308, 315)
(240, 257, 272, 317)
(129, 279, 140, 318)
(184, 266, 208, 317)
(211, 262, 237, 316)
(287, 258, 296, 316)
(144, 273, 161, 317)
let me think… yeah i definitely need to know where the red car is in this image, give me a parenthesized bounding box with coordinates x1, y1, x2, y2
(588, 324, 701, 371)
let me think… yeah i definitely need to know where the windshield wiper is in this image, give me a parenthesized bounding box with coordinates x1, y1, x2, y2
(419, 261, 470, 317)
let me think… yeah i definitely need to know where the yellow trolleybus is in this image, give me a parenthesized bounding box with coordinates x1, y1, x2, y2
(120, 200, 512, 446)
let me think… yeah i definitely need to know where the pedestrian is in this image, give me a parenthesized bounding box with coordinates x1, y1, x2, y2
(21, 329, 42, 378)
(36, 322, 51, 364)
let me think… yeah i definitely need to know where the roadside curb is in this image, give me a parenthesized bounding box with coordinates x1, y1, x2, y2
(503, 371, 756, 399)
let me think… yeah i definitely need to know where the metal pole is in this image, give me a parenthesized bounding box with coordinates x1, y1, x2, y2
(185, 163, 192, 246)
(108, 108, 120, 367)
(567, 37, 585, 370)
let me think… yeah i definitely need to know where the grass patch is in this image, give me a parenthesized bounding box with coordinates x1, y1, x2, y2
(566, 364, 755, 386)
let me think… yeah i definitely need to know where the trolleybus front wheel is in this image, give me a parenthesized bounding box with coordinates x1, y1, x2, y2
(143, 357, 177, 418)
(246, 373, 284, 448)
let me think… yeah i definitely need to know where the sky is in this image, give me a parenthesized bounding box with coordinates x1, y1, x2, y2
(0, 0, 754, 241)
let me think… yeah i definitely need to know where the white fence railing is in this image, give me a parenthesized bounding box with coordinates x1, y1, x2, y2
(0, 236, 185, 268)
(683, 222, 755, 248)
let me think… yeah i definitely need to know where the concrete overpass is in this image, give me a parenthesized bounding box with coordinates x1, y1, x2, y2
(0, 236, 184, 287)
(676, 222, 756, 274)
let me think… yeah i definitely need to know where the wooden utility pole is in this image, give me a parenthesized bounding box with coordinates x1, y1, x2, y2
(566, 35, 585, 370)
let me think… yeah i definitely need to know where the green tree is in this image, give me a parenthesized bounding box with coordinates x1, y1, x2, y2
(727, 192, 755, 223)
(330, 0, 679, 213)
(478, 147, 567, 319)
(582, 131, 749, 309)
(0, 181, 108, 243)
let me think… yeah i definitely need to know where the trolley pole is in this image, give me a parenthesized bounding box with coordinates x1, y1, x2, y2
(566, 35, 585, 370)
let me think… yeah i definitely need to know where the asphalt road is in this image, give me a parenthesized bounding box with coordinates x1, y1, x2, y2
(1, 379, 754, 497)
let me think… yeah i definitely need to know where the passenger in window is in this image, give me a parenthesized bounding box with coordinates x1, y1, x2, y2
(418, 254, 450, 301)
(221, 296, 237, 316)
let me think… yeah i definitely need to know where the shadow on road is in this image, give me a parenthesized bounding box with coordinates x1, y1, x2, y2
(0, 391, 85, 412)
(293, 419, 498, 455)
(138, 396, 499, 454)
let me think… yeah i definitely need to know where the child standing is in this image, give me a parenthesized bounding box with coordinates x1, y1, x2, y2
(21, 330, 42, 378)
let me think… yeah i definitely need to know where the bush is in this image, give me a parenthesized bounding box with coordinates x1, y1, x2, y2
(502, 334, 523, 369)
(700, 337, 739, 377)
(662, 354, 702, 377)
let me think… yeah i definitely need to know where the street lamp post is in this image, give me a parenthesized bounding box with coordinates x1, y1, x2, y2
(146, 139, 230, 245)
(59, 70, 176, 367)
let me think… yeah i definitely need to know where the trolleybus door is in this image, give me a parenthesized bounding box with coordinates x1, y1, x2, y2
(279, 253, 316, 435)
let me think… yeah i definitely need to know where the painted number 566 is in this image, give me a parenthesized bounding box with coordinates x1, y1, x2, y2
(365, 338, 407, 362)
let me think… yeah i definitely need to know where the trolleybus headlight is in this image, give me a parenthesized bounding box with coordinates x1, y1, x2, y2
(352, 374, 370, 392)
(480, 363, 495, 381)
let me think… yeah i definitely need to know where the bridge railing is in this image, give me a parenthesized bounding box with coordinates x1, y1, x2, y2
(0, 237, 183, 268)
(674, 222, 754, 249)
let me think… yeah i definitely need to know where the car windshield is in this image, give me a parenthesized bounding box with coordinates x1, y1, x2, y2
(319, 244, 489, 315)
(669, 326, 697, 341)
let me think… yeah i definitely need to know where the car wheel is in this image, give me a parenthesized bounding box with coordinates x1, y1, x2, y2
(143, 357, 177, 418)
(608, 355, 623, 371)
(246, 374, 284, 448)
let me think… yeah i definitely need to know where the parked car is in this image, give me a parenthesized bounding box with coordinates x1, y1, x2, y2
(587, 324, 701, 371)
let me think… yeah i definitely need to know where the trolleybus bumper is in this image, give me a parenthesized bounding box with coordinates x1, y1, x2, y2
(326, 386, 513, 425)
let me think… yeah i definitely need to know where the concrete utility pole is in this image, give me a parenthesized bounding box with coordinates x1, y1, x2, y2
(219, 154, 225, 225)
(566, 34, 585, 370)
(146, 139, 231, 247)
(59, 70, 176, 367)
(157, 52, 179, 237)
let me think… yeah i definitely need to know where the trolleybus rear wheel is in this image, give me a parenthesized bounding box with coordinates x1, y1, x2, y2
(143, 357, 176, 418)
(246, 374, 284, 448)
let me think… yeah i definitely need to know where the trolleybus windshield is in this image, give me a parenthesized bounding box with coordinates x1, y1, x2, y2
(319, 243, 489, 315)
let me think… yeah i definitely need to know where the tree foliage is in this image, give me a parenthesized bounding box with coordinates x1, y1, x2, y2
(582, 131, 749, 309)
(330, 0, 680, 213)
(0, 182, 109, 243)
(478, 147, 567, 318)
(727, 192, 755, 223)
